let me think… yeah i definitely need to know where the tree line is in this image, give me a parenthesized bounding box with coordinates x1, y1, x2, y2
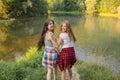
(0, 0, 48, 19)
(51, 0, 120, 14)
(0, 0, 120, 19)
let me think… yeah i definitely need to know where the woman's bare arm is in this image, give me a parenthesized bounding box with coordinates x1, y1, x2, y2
(57, 37, 63, 48)
(47, 32, 60, 54)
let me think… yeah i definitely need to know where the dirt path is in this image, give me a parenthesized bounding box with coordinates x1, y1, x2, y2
(72, 66, 80, 80)
(65, 66, 80, 80)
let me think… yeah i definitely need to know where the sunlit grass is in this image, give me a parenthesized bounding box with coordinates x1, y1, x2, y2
(16, 47, 37, 62)
(0, 47, 46, 80)
(75, 61, 120, 80)
(0, 47, 119, 80)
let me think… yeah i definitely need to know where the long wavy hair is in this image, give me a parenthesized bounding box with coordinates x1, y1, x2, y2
(59, 20, 76, 42)
(37, 19, 54, 50)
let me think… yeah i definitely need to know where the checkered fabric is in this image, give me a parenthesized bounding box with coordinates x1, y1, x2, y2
(58, 47, 77, 71)
(42, 48, 58, 68)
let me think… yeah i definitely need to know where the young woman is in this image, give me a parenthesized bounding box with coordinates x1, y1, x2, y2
(57, 20, 77, 80)
(37, 19, 58, 80)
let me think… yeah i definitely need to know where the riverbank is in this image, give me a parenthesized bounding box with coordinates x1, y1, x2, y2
(48, 11, 83, 15)
(0, 47, 119, 80)
(0, 11, 119, 21)
(99, 13, 119, 18)
(49, 11, 120, 19)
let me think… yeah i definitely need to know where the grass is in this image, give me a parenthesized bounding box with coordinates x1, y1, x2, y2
(75, 61, 120, 80)
(0, 47, 119, 80)
(0, 47, 47, 80)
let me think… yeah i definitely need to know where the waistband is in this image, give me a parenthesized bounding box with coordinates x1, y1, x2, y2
(45, 46, 54, 49)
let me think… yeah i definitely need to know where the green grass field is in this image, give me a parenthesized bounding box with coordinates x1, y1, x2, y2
(0, 47, 119, 80)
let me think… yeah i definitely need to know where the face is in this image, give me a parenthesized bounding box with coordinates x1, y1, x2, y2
(47, 21, 54, 31)
(61, 23, 67, 32)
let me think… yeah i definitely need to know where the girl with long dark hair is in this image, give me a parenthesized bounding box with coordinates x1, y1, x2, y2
(38, 19, 58, 80)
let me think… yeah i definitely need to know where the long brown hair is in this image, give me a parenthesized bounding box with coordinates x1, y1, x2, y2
(59, 20, 76, 42)
(37, 19, 54, 50)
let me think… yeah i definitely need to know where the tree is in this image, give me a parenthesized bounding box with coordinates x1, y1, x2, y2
(63, 0, 80, 11)
(52, 0, 82, 11)
(85, 0, 97, 14)
(0, 0, 8, 19)
(99, 0, 120, 13)
(117, 5, 120, 18)
(0, 0, 48, 18)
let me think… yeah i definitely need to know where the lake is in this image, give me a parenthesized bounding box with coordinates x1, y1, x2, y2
(0, 14, 120, 72)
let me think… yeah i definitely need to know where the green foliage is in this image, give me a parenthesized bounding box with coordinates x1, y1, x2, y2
(24, 68, 46, 80)
(1, 0, 120, 18)
(52, 0, 82, 11)
(51, 0, 64, 11)
(76, 61, 120, 80)
(0, 0, 8, 19)
(17, 47, 43, 69)
(0, 0, 48, 18)
(11, 0, 48, 17)
(63, 0, 80, 11)
(99, 0, 120, 13)
(0, 61, 16, 80)
(51, 0, 120, 15)
(85, 0, 98, 14)
(83, 0, 120, 14)
(117, 6, 120, 16)
(0, 47, 119, 80)
(0, 47, 46, 80)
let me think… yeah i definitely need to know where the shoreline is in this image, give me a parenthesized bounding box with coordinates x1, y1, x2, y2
(99, 13, 119, 18)
(0, 12, 119, 20)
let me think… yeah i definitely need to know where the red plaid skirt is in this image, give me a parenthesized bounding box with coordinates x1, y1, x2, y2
(58, 47, 76, 71)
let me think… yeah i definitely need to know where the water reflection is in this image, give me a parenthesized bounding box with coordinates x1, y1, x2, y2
(51, 15, 120, 62)
(75, 47, 120, 73)
(0, 17, 47, 60)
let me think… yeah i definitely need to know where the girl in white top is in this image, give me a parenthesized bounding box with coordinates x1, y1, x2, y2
(59, 32, 74, 48)
(57, 20, 77, 80)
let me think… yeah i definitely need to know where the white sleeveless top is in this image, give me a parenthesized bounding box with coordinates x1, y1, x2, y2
(60, 33, 74, 48)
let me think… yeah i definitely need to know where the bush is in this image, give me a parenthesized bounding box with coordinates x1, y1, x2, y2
(52, 0, 82, 11)
(0, 47, 46, 80)
(0, 61, 16, 80)
(0, 0, 8, 19)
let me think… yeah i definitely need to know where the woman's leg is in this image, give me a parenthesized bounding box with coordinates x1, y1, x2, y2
(53, 65, 58, 80)
(47, 68, 52, 80)
(61, 69, 66, 80)
(67, 66, 72, 80)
